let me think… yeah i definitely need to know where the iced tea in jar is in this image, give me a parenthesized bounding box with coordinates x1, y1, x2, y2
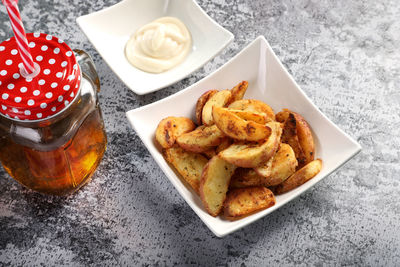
(0, 33, 107, 195)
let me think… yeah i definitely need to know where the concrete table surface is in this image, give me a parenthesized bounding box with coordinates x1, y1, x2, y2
(0, 0, 399, 265)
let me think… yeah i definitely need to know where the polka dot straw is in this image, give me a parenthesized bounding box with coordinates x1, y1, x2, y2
(2, 0, 35, 74)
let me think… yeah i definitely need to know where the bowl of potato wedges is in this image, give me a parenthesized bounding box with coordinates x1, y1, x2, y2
(126, 36, 361, 237)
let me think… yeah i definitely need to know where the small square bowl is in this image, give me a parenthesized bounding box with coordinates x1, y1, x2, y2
(126, 36, 361, 237)
(77, 0, 234, 95)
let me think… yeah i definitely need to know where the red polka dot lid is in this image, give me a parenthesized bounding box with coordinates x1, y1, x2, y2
(0, 33, 81, 121)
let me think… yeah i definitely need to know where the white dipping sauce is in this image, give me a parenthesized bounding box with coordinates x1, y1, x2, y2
(125, 17, 192, 73)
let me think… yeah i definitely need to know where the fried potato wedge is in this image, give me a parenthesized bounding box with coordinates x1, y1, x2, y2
(212, 106, 271, 141)
(199, 156, 237, 216)
(230, 168, 269, 188)
(276, 109, 315, 168)
(268, 143, 298, 185)
(228, 99, 275, 121)
(227, 109, 270, 124)
(156, 117, 196, 149)
(224, 187, 276, 219)
(163, 146, 209, 193)
(255, 143, 298, 186)
(292, 112, 315, 164)
(195, 90, 218, 125)
(177, 125, 225, 153)
(279, 112, 307, 168)
(228, 81, 248, 104)
(219, 121, 282, 168)
(202, 90, 232, 125)
(275, 159, 322, 194)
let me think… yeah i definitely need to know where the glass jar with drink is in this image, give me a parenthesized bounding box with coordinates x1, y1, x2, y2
(0, 0, 107, 195)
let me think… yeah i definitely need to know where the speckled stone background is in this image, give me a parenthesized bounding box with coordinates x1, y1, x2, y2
(0, 0, 399, 265)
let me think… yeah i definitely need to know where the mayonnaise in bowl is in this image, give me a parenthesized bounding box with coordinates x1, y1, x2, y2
(125, 17, 192, 73)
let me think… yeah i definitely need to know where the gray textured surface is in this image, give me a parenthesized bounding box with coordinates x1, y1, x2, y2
(0, 0, 399, 265)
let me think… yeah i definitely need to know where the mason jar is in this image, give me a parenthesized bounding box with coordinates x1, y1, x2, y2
(0, 33, 107, 195)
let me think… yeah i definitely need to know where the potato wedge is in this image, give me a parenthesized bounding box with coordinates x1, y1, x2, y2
(228, 81, 248, 104)
(156, 117, 196, 149)
(255, 143, 298, 186)
(163, 146, 209, 193)
(228, 99, 275, 121)
(268, 143, 298, 185)
(275, 159, 322, 194)
(199, 156, 237, 217)
(195, 90, 218, 125)
(177, 125, 225, 153)
(277, 109, 315, 165)
(279, 112, 307, 168)
(277, 109, 315, 168)
(224, 187, 276, 219)
(212, 106, 271, 141)
(219, 121, 282, 168)
(292, 112, 315, 164)
(230, 168, 269, 188)
(227, 109, 270, 124)
(202, 90, 232, 125)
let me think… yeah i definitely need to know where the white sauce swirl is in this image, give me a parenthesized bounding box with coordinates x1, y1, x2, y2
(125, 17, 192, 73)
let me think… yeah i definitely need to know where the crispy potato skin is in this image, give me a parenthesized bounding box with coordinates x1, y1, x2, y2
(279, 112, 307, 168)
(275, 159, 322, 194)
(219, 121, 282, 168)
(292, 112, 315, 164)
(199, 156, 237, 217)
(224, 186, 276, 219)
(228, 99, 275, 121)
(255, 143, 298, 186)
(277, 109, 315, 167)
(213, 106, 271, 141)
(228, 81, 248, 105)
(195, 90, 218, 125)
(202, 90, 232, 125)
(163, 146, 209, 193)
(230, 168, 269, 188)
(177, 125, 225, 153)
(156, 117, 196, 149)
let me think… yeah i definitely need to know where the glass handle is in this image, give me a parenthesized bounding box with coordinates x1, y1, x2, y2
(73, 50, 101, 93)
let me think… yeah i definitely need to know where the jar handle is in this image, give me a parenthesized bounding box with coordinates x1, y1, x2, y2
(73, 50, 101, 93)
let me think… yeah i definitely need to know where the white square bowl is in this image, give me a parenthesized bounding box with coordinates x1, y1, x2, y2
(126, 36, 361, 237)
(77, 0, 234, 95)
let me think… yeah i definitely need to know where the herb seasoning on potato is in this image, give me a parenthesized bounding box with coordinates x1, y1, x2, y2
(155, 81, 322, 219)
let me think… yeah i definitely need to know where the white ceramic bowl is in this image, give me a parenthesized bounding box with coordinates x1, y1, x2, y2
(77, 0, 234, 95)
(126, 36, 361, 237)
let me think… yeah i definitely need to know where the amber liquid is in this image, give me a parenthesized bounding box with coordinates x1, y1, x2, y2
(0, 109, 107, 195)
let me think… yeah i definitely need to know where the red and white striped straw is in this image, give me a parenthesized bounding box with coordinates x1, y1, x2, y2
(2, 0, 35, 74)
